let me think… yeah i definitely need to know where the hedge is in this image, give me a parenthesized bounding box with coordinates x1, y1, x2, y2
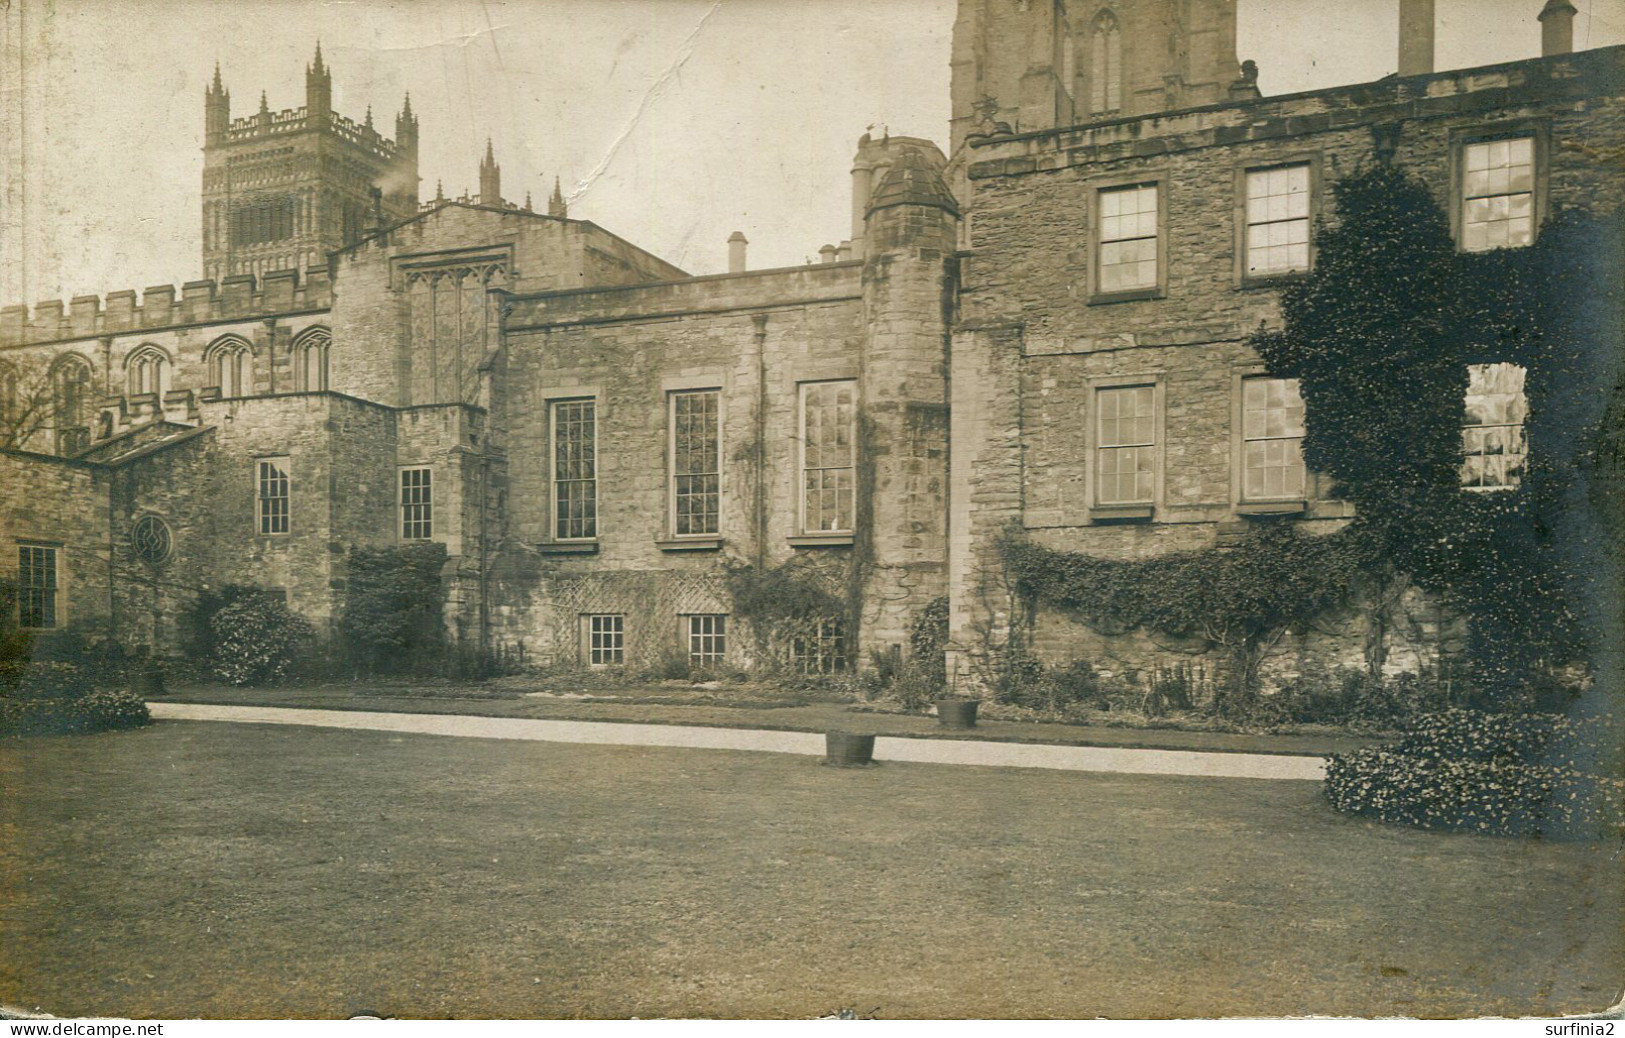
(1324, 708, 1623, 839)
(1, 686, 151, 737)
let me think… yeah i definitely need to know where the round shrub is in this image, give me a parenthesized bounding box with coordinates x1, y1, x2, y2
(210, 596, 317, 686)
(1324, 709, 1623, 840)
(12, 660, 97, 700)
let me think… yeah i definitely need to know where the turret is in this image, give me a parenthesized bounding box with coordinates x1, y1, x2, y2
(479, 139, 502, 207)
(857, 142, 958, 653)
(549, 176, 567, 218)
(205, 63, 230, 145)
(306, 41, 332, 122)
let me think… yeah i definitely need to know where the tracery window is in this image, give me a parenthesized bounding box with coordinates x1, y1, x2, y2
(1089, 10, 1122, 116)
(209, 337, 254, 397)
(294, 328, 330, 392)
(127, 347, 168, 398)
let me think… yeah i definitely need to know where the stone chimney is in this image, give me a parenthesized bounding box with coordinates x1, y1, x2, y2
(819, 244, 838, 265)
(1398, 0, 1435, 76)
(1540, 0, 1577, 56)
(728, 231, 748, 274)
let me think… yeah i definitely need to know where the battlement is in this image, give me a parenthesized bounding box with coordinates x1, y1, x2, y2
(0, 268, 333, 347)
(220, 106, 405, 163)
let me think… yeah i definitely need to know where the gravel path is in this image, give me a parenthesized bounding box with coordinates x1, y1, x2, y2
(147, 701, 1326, 780)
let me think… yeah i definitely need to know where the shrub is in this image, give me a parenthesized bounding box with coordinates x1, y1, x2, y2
(908, 596, 950, 686)
(889, 661, 946, 712)
(1324, 709, 1624, 839)
(340, 544, 449, 676)
(210, 596, 317, 686)
(11, 660, 97, 700)
(646, 646, 693, 682)
(1, 688, 150, 738)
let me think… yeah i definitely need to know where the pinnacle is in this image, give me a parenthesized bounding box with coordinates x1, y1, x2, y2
(312, 40, 325, 74)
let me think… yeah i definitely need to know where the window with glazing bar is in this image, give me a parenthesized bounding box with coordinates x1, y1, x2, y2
(800, 381, 856, 534)
(1462, 137, 1535, 252)
(687, 614, 726, 666)
(587, 614, 623, 666)
(401, 467, 433, 540)
(1241, 377, 1307, 500)
(18, 545, 57, 629)
(1245, 164, 1311, 276)
(671, 390, 720, 536)
(552, 400, 597, 540)
(1097, 183, 1159, 294)
(1462, 362, 1528, 490)
(1096, 385, 1155, 505)
(257, 457, 290, 535)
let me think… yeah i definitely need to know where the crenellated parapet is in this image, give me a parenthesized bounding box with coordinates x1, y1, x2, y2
(0, 268, 333, 347)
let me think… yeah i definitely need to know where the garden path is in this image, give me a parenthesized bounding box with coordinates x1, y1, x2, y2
(146, 702, 1326, 780)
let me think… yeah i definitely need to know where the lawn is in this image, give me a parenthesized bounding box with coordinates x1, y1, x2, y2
(1, 720, 1619, 1019)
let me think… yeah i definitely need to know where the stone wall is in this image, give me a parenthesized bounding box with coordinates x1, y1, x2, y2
(490, 263, 867, 667)
(0, 450, 114, 643)
(948, 46, 1625, 690)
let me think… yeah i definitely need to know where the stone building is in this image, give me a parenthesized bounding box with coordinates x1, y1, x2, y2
(3, 5, 1621, 687)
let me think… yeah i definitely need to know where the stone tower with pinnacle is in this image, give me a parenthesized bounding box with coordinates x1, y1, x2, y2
(201, 43, 420, 281)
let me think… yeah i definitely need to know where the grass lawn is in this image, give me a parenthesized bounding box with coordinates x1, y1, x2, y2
(1, 720, 1619, 1019)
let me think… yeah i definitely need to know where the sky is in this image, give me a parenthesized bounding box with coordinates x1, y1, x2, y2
(1, 0, 1621, 305)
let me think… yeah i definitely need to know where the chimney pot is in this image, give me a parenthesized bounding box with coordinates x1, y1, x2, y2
(1398, 0, 1435, 77)
(1539, 0, 1577, 56)
(728, 231, 749, 274)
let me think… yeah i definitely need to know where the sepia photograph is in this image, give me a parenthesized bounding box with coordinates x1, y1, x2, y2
(1, 0, 1622, 1022)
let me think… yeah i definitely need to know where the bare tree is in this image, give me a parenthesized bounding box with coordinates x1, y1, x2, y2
(0, 359, 76, 453)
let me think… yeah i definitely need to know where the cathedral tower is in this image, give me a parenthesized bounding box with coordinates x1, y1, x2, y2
(201, 45, 421, 282)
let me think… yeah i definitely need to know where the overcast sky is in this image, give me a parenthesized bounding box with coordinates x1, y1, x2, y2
(2, 0, 1621, 305)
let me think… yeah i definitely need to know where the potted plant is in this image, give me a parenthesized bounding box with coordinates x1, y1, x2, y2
(932, 694, 979, 729)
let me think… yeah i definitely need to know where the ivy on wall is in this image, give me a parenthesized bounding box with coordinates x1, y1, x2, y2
(340, 542, 450, 675)
(1001, 522, 1376, 706)
(1002, 163, 1623, 706)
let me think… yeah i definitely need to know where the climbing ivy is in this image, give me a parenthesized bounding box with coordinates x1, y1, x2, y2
(1001, 522, 1376, 708)
(1253, 164, 1621, 699)
(1002, 164, 1622, 707)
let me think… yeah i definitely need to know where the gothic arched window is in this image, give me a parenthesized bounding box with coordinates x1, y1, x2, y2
(294, 327, 331, 392)
(1089, 10, 1122, 116)
(127, 346, 169, 398)
(208, 336, 254, 397)
(52, 356, 93, 455)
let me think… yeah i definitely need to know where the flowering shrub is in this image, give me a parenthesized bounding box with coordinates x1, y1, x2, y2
(210, 595, 317, 686)
(1, 687, 150, 737)
(1324, 709, 1623, 839)
(11, 660, 98, 700)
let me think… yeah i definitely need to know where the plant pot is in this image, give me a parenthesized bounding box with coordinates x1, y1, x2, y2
(934, 697, 979, 729)
(824, 730, 876, 767)
(131, 664, 166, 698)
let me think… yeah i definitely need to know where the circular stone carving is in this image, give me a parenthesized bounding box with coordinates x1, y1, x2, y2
(132, 514, 172, 565)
